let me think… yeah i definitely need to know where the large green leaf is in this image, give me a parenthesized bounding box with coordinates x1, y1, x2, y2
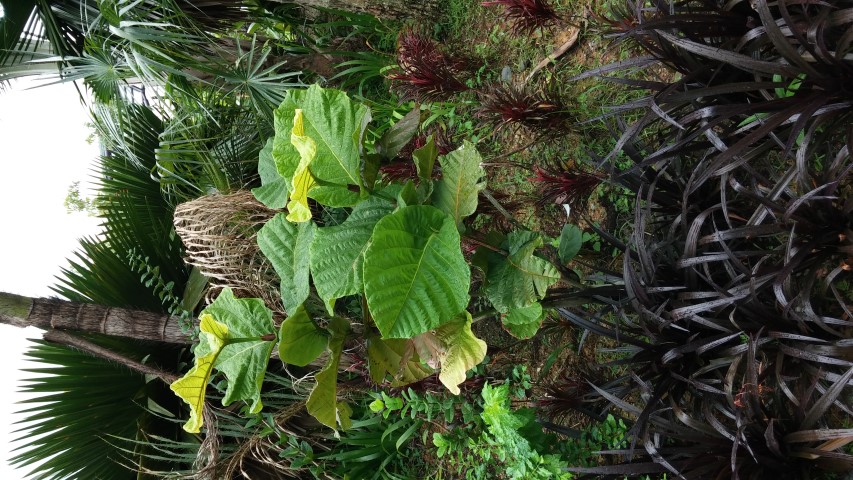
(413, 136, 438, 183)
(306, 317, 351, 431)
(278, 304, 328, 366)
(273, 84, 370, 189)
(252, 138, 289, 209)
(363, 205, 470, 338)
(310, 196, 394, 313)
(272, 95, 299, 180)
(434, 312, 487, 395)
(431, 141, 485, 230)
(558, 224, 583, 264)
(257, 213, 316, 315)
(482, 231, 560, 313)
(502, 302, 545, 340)
(198, 288, 276, 413)
(366, 333, 434, 386)
(171, 313, 228, 433)
(377, 107, 421, 160)
(309, 185, 362, 207)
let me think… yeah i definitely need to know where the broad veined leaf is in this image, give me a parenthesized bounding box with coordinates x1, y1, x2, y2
(201, 288, 276, 414)
(396, 180, 419, 207)
(272, 94, 299, 180)
(377, 107, 420, 160)
(252, 138, 289, 209)
(310, 196, 394, 314)
(170, 313, 228, 433)
(363, 205, 471, 338)
(432, 141, 485, 230)
(412, 331, 445, 369)
(366, 332, 433, 386)
(306, 317, 351, 430)
(482, 231, 560, 312)
(413, 136, 438, 200)
(274, 84, 371, 188)
(278, 304, 328, 366)
(434, 312, 487, 395)
(558, 224, 583, 264)
(362, 153, 381, 189)
(308, 185, 361, 207)
(287, 109, 318, 222)
(257, 214, 316, 315)
(502, 302, 545, 340)
(413, 136, 438, 183)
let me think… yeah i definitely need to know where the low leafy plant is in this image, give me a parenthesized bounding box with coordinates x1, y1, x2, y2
(433, 383, 572, 480)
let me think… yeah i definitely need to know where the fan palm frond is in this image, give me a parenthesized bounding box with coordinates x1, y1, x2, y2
(10, 339, 178, 479)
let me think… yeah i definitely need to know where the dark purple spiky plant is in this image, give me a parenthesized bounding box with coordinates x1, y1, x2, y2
(481, 0, 560, 35)
(387, 29, 469, 102)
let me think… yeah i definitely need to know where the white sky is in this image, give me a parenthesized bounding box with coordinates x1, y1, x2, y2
(0, 78, 102, 478)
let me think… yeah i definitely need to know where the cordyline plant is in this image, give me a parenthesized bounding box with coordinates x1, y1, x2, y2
(559, 0, 853, 477)
(528, 164, 602, 208)
(388, 28, 470, 101)
(477, 82, 573, 133)
(482, 0, 561, 35)
(168, 85, 612, 437)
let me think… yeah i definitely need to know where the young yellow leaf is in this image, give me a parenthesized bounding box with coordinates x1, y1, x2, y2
(286, 109, 318, 222)
(170, 314, 228, 433)
(434, 312, 487, 395)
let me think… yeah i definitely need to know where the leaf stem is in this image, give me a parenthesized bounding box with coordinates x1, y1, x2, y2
(226, 336, 273, 344)
(471, 309, 499, 323)
(480, 188, 523, 229)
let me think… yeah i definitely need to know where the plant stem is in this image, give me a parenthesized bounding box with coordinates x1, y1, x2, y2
(43, 330, 179, 383)
(480, 188, 523, 229)
(471, 309, 499, 323)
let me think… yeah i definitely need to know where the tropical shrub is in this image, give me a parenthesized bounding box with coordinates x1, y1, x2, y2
(168, 84, 608, 436)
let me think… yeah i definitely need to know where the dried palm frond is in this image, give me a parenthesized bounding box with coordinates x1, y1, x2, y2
(174, 191, 283, 315)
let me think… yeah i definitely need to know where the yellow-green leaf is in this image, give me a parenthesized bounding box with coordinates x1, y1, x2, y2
(202, 289, 276, 414)
(366, 333, 433, 386)
(434, 312, 487, 395)
(286, 109, 318, 222)
(432, 141, 485, 231)
(170, 313, 228, 433)
(306, 317, 351, 431)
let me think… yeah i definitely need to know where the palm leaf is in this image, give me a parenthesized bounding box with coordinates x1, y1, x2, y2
(10, 340, 169, 479)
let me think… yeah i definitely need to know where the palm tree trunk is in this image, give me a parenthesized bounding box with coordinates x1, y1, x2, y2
(274, 0, 441, 21)
(0, 292, 193, 344)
